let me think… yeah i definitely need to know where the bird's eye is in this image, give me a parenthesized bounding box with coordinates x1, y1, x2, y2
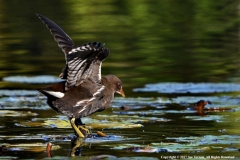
(117, 83, 122, 89)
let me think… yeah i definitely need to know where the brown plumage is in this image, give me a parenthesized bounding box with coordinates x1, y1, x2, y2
(36, 14, 125, 137)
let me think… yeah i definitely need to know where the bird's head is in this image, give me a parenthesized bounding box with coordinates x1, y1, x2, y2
(102, 75, 125, 98)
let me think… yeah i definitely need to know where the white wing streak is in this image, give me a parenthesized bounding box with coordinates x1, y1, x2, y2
(74, 85, 105, 115)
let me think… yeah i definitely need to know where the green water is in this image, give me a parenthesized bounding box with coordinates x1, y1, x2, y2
(0, 0, 240, 159)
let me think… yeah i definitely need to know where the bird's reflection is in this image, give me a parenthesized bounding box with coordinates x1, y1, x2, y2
(0, 145, 7, 156)
(46, 137, 84, 157)
(46, 127, 109, 158)
(70, 137, 84, 157)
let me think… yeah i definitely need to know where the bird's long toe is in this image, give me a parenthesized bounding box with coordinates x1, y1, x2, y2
(78, 125, 91, 136)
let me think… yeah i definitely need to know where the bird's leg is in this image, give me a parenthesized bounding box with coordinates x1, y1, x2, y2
(70, 118, 85, 138)
(75, 118, 91, 136)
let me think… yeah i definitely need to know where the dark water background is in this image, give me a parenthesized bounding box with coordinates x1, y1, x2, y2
(0, 0, 240, 159)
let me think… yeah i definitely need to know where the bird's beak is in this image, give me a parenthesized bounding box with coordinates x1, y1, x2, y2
(116, 88, 125, 98)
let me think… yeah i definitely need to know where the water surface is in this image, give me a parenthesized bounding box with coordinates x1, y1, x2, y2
(0, 0, 240, 159)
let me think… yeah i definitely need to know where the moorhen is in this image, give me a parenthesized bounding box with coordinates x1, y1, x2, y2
(36, 14, 125, 137)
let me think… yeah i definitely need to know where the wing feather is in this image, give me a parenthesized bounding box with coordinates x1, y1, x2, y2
(65, 42, 109, 90)
(36, 14, 74, 54)
(37, 14, 110, 91)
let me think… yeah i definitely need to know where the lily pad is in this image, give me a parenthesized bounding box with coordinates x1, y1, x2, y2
(49, 115, 145, 129)
(107, 142, 210, 153)
(113, 97, 167, 109)
(17, 115, 144, 129)
(184, 115, 224, 121)
(3, 75, 62, 84)
(0, 110, 38, 117)
(92, 115, 170, 124)
(0, 90, 38, 96)
(134, 83, 240, 93)
(108, 134, 240, 153)
(168, 95, 240, 106)
(2, 143, 60, 152)
(0, 96, 49, 110)
(84, 135, 125, 143)
(87, 123, 143, 129)
(113, 110, 165, 116)
(167, 135, 240, 146)
(41, 134, 129, 143)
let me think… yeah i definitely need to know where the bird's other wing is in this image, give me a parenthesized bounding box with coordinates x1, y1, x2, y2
(36, 14, 75, 79)
(36, 14, 74, 54)
(65, 42, 109, 91)
(36, 14, 110, 89)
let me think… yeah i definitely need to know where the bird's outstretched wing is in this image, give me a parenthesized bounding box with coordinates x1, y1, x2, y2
(36, 14, 110, 91)
(36, 14, 74, 54)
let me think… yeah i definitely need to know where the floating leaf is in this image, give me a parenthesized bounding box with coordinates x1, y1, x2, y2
(88, 123, 143, 129)
(0, 96, 48, 110)
(134, 83, 240, 93)
(184, 115, 224, 121)
(3, 143, 60, 152)
(0, 90, 38, 96)
(167, 135, 240, 145)
(3, 75, 62, 84)
(91, 115, 170, 125)
(0, 110, 38, 117)
(113, 110, 165, 116)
